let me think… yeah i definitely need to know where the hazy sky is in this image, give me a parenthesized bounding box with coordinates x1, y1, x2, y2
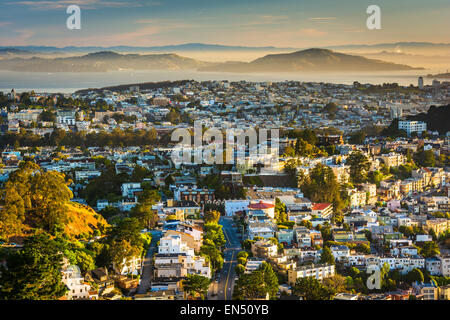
(0, 0, 449, 47)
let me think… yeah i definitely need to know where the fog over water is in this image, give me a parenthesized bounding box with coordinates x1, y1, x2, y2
(0, 69, 442, 94)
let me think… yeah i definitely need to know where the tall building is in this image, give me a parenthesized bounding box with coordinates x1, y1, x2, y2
(418, 76, 424, 89)
(390, 105, 403, 119)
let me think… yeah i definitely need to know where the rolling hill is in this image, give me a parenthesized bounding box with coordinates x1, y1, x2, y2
(63, 202, 109, 239)
(0, 51, 210, 72)
(199, 48, 422, 72)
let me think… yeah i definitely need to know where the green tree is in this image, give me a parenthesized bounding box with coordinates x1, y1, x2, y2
(346, 151, 370, 184)
(200, 240, 224, 271)
(0, 234, 67, 300)
(73, 250, 96, 273)
(258, 262, 279, 299)
(130, 200, 159, 229)
(0, 161, 73, 238)
(182, 274, 210, 300)
(405, 268, 424, 284)
(414, 149, 435, 167)
(109, 239, 141, 274)
(301, 164, 344, 213)
(293, 276, 335, 300)
(233, 262, 278, 300)
(204, 210, 221, 224)
(319, 246, 335, 265)
(419, 241, 440, 258)
(235, 264, 245, 276)
(275, 198, 287, 223)
(233, 270, 266, 300)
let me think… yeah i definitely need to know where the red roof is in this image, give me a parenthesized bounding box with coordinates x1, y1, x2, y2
(248, 201, 275, 210)
(312, 203, 332, 211)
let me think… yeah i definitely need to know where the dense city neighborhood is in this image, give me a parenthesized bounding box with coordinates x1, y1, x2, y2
(0, 78, 449, 300)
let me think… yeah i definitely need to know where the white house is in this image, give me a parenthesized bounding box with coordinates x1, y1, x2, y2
(61, 265, 92, 300)
(225, 200, 250, 216)
(121, 182, 142, 198)
(330, 245, 350, 262)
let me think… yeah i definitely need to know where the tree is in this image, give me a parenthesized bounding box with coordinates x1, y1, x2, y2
(293, 276, 335, 300)
(0, 234, 67, 300)
(322, 274, 347, 294)
(258, 262, 279, 299)
(204, 210, 221, 224)
(233, 261, 279, 300)
(99, 206, 120, 219)
(204, 223, 226, 248)
(182, 274, 210, 299)
(274, 198, 287, 223)
(299, 219, 312, 229)
(0, 161, 73, 238)
(346, 151, 370, 184)
(319, 246, 335, 265)
(405, 268, 424, 284)
(200, 241, 224, 271)
(414, 149, 435, 167)
(301, 164, 344, 213)
(325, 102, 338, 115)
(419, 241, 440, 258)
(109, 239, 141, 274)
(72, 250, 96, 273)
(349, 131, 366, 145)
(236, 251, 249, 260)
(235, 264, 245, 276)
(368, 170, 383, 187)
(39, 109, 56, 122)
(130, 200, 158, 229)
(233, 270, 266, 300)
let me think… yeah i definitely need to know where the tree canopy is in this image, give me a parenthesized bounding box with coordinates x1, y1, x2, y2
(0, 161, 73, 239)
(0, 234, 67, 300)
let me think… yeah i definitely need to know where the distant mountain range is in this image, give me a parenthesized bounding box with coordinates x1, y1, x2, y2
(0, 48, 422, 73)
(0, 51, 209, 72)
(0, 48, 35, 56)
(325, 42, 450, 50)
(426, 72, 450, 79)
(0, 43, 295, 54)
(1, 42, 448, 54)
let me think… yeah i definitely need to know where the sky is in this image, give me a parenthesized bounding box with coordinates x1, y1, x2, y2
(0, 0, 449, 48)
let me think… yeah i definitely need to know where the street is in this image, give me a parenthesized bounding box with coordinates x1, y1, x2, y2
(209, 216, 242, 300)
(137, 230, 161, 295)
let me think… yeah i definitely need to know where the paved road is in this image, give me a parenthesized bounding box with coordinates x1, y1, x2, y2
(137, 230, 161, 295)
(213, 217, 242, 300)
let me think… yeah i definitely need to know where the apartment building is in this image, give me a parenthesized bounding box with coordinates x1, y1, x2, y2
(287, 263, 335, 286)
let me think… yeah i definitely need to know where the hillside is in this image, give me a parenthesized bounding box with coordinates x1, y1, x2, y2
(407, 104, 450, 134)
(0, 51, 210, 72)
(75, 80, 190, 94)
(199, 48, 422, 72)
(427, 73, 450, 79)
(63, 202, 109, 238)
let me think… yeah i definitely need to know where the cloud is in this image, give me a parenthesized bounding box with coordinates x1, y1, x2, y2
(344, 29, 365, 33)
(0, 29, 35, 46)
(8, 0, 157, 10)
(0, 22, 12, 27)
(309, 17, 337, 21)
(233, 15, 289, 27)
